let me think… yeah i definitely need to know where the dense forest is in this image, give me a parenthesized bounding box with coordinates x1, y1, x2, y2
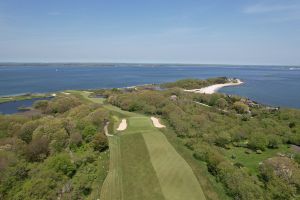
(1, 78, 300, 200)
(0, 95, 111, 199)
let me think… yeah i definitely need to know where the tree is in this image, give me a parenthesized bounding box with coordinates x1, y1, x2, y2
(46, 154, 76, 177)
(92, 133, 108, 152)
(82, 125, 97, 142)
(69, 132, 83, 148)
(25, 137, 49, 162)
(49, 128, 69, 154)
(18, 121, 40, 143)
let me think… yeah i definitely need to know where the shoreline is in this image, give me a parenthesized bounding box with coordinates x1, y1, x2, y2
(184, 79, 244, 94)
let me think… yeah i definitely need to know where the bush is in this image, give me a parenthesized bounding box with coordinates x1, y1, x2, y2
(215, 132, 231, 148)
(33, 100, 49, 111)
(267, 135, 281, 149)
(248, 133, 268, 151)
(216, 98, 228, 109)
(259, 157, 300, 199)
(233, 102, 249, 114)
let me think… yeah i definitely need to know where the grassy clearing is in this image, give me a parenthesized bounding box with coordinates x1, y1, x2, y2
(224, 145, 291, 174)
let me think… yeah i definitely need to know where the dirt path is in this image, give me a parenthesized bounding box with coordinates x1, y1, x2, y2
(117, 119, 127, 131)
(104, 122, 113, 137)
(151, 117, 166, 128)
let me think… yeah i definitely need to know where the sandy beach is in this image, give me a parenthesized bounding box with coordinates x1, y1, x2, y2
(184, 79, 243, 94)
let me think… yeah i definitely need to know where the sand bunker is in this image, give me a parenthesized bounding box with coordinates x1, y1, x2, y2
(117, 119, 127, 131)
(151, 117, 166, 128)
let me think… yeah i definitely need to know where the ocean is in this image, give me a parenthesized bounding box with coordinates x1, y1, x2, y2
(0, 64, 299, 108)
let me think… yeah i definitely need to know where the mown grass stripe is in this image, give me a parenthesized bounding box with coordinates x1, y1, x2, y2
(120, 133, 165, 200)
(143, 130, 207, 200)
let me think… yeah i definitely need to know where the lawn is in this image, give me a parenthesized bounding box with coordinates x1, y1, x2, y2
(224, 145, 291, 174)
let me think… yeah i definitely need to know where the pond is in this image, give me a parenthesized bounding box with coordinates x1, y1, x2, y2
(0, 97, 53, 115)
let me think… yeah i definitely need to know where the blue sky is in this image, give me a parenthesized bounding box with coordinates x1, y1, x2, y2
(0, 0, 299, 65)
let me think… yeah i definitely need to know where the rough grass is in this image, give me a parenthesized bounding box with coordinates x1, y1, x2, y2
(100, 136, 123, 200)
(162, 128, 231, 200)
(224, 145, 291, 174)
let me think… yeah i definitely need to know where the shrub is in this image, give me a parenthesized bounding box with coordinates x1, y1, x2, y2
(233, 102, 249, 114)
(248, 133, 268, 151)
(33, 100, 49, 111)
(215, 132, 231, 148)
(267, 135, 281, 149)
(216, 98, 228, 109)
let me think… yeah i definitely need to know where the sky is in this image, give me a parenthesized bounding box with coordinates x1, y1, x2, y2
(0, 0, 299, 65)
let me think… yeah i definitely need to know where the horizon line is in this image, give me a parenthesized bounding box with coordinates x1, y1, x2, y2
(0, 61, 299, 67)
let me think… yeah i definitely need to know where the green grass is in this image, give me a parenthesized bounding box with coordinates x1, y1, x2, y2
(74, 90, 207, 200)
(142, 126, 207, 200)
(224, 145, 291, 174)
(120, 133, 165, 200)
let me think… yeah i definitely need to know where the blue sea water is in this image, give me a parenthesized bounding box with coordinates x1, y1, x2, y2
(0, 97, 53, 114)
(0, 64, 299, 108)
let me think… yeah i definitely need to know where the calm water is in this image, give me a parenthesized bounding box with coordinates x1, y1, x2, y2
(0, 97, 53, 114)
(0, 64, 299, 108)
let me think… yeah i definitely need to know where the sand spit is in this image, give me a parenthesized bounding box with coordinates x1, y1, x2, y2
(185, 79, 243, 94)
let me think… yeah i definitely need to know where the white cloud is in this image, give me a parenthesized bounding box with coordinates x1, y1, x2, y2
(242, 2, 300, 22)
(243, 3, 299, 14)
